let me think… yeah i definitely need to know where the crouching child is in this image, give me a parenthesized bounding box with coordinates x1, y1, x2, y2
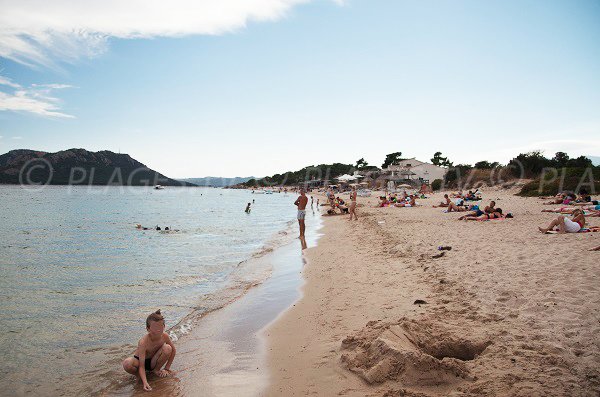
(122, 310, 176, 391)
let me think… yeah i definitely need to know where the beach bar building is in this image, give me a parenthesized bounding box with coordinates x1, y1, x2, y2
(383, 158, 447, 184)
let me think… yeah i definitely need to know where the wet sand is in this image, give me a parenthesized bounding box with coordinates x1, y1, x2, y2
(265, 189, 600, 396)
(107, 208, 322, 397)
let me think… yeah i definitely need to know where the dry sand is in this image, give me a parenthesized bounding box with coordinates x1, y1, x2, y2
(265, 188, 600, 396)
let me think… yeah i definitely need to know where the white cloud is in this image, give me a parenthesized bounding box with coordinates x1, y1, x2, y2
(0, 76, 74, 118)
(0, 0, 318, 67)
(0, 75, 22, 88)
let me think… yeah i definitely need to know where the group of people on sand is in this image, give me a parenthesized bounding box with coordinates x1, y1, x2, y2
(538, 190, 600, 251)
(321, 187, 358, 220)
(456, 200, 512, 220)
(542, 189, 594, 205)
(452, 189, 482, 201)
(377, 191, 419, 208)
(538, 189, 600, 236)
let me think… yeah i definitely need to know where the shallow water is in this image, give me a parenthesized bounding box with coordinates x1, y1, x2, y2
(0, 185, 313, 396)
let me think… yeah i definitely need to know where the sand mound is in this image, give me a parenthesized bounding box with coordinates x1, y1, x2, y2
(340, 319, 490, 386)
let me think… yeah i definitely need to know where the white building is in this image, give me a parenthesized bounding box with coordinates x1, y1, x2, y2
(384, 158, 447, 183)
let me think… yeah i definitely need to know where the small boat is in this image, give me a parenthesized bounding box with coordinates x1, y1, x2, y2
(154, 185, 165, 190)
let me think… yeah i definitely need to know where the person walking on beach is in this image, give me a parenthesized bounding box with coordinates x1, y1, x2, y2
(294, 189, 308, 237)
(245, 202, 251, 214)
(349, 186, 358, 221)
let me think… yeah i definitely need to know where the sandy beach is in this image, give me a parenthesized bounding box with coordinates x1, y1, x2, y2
(265, 189, 600, 396)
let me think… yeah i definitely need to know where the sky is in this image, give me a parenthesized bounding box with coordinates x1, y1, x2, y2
(0, 0, 599, 178)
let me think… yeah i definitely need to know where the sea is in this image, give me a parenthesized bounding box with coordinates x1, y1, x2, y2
(0, 185, 318, 396)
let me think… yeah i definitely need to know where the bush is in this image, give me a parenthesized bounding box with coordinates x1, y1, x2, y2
(444, 164, 473, 185)
(474, 161, 500, 169)
(517, 167, 599, 196)
(508, 151, 593, 178)
(431, 179, 443, 191)
(508, 151, 554, 177)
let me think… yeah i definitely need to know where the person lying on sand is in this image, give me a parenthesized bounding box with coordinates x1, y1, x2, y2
(433, 194, 451, 207)
(462, 208, 512, 221)
(575, 189, 592, 203)
(542, 193, 567, 205)
(122, 310, 176, 391)
(542, 204, 600, 215)
(538, 209, 585, 234)
(544, 193, 577, 206)
(540, 193, 566, 199)
(377, 196, 390, 207)
(590, 245, 600, 251)
(571, 199, 600, 206)
(394, 195, 418, 207)
(457, 200, 497, 217)
(446, 201, 469, 212)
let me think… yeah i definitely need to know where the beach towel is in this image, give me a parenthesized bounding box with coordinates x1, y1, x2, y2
(546, 226, 600, 234)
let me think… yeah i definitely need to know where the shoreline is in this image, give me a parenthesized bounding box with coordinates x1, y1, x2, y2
(109, 205, 323, 396)
(264, 189, 600, 396)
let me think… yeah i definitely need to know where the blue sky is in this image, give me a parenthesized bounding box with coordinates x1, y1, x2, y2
(1, 0, 599, 177)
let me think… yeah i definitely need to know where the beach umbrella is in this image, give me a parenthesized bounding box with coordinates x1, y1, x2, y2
(336, 174, 356, 181)
(397, 184, 412, 188)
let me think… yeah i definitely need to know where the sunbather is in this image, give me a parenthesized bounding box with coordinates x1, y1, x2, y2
(433, 194, 451, 207)
(571, 200, 600, 206)
(446, 201, 469, 212)
(377, 196, 390, 207)
(462, 208, 511, 221)
(394, 195, 417, 207)
(542, 204, 600, 215)
(548, 193, 577, 206)
(538, 209, 585, 234)
(575, 189, 592, 203)
(458, 200, 496, 217)
(542, 193, 567, 205)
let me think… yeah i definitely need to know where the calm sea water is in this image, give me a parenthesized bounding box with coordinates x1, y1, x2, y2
(0, 185, 315, 396)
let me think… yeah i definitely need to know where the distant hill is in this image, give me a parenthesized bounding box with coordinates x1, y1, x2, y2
(179, 176, 256, 187)
(0, 148, 196, 186)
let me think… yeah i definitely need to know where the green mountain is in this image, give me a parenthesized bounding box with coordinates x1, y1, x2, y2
(0, 148, 195, 186)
